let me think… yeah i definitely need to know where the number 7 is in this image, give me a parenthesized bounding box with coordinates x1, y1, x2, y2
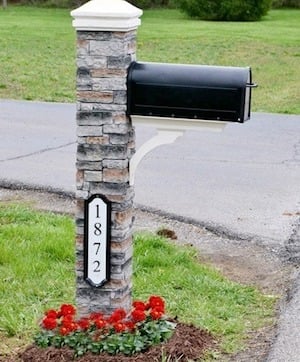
(93, 242, 101, 255)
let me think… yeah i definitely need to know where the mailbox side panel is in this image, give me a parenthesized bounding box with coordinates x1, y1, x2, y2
(127, 62, 251, 123)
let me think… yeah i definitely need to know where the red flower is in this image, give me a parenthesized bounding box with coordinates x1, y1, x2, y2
(78, 317, 90, 331)
(113, 322, 127, 333)
(132, 301, 147, 311)
(59, 304, 76, 317)
(90, 312, 104, 321)
(42, 317, 57, 330)
(94, 318, 107, 329)
(149, 296, 165, 312)
(59, 326, 71, 336)
(150, 308, 163, 320)
(61, 315, 73, 326)
(108, 308, 127, 323)
(69, 322, 78, 332)
(45, 309, 58, 319)
(61, 315, 78, 332)
(125, 321, 136, 331)
(152, 305, 164, 313)
(131, 309, 146, 322)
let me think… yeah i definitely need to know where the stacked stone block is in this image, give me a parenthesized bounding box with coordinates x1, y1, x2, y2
(75, 29, 137, 316)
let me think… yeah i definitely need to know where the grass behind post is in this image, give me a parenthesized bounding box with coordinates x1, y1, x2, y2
(0, 6, 76, 102)
(0, 6, 299, 113)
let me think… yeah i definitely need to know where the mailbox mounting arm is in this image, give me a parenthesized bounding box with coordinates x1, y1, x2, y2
(129, 129, 184, 186)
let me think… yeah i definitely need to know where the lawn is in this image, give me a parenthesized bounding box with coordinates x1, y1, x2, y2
(0, 204, 276, 358)
(0, 6, 299, 113)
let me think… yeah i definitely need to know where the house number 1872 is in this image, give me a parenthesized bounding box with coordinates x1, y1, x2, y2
(84, 195, 110, 287)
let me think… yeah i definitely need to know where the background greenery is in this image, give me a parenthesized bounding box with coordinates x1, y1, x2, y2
(272, 0, 300, 7)
(9, 0, 300, 9)
(177, 0, 272, 21)
(0, 6, 299, 113)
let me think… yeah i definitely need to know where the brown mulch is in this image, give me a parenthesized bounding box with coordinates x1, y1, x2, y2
(17, 323, 216, 362)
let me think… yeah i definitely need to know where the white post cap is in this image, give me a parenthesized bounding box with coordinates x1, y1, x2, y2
(71, 0, 143, 32)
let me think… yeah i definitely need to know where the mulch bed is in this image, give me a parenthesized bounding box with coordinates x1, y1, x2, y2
(17, 323, 217, 362)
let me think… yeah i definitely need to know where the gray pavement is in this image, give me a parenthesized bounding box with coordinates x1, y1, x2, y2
(0, 99, 299, 361)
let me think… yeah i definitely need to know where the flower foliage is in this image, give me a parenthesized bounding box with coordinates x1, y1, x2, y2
(34, 296, 176, 357)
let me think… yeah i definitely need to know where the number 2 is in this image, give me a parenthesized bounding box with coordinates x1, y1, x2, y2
(93, 261, 101, 273)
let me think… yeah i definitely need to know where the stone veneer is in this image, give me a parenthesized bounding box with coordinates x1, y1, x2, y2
(75, 28, 137, 316)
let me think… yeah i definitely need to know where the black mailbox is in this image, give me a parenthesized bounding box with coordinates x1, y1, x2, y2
(127, 61, 255, 123)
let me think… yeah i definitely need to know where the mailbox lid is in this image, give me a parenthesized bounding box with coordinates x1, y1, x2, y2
(127, 62, 253, 122)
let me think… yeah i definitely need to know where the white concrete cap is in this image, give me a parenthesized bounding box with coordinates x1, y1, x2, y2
(71, 0, 143, 32)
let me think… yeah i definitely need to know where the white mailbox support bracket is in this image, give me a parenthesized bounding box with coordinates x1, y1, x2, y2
(129, 115, 227, 185)
(130, 128, 183, 186)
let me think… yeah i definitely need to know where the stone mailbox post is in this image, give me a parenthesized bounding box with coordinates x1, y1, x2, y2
(71, 0, 142, 316)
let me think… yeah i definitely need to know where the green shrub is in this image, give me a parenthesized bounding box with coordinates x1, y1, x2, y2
(272, 0, 300, 8)
(19, 0, 87, 7)
(178, 0, 272, 21)
(17, 0, 176, 9)
(128, 0, 175, 8)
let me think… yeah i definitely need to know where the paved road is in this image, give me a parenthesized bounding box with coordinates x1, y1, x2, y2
(1, 99, 299, 245)
(135, 113, 300, 248)
(1, 99, 300, 360)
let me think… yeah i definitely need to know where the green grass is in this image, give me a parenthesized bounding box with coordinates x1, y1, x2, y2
(0, 6, 75, 102)
(133, 232, 275, 354)
(0, 204, 276, 357)
(0, 6, 299, 113)
(0, 204, 75, 340)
